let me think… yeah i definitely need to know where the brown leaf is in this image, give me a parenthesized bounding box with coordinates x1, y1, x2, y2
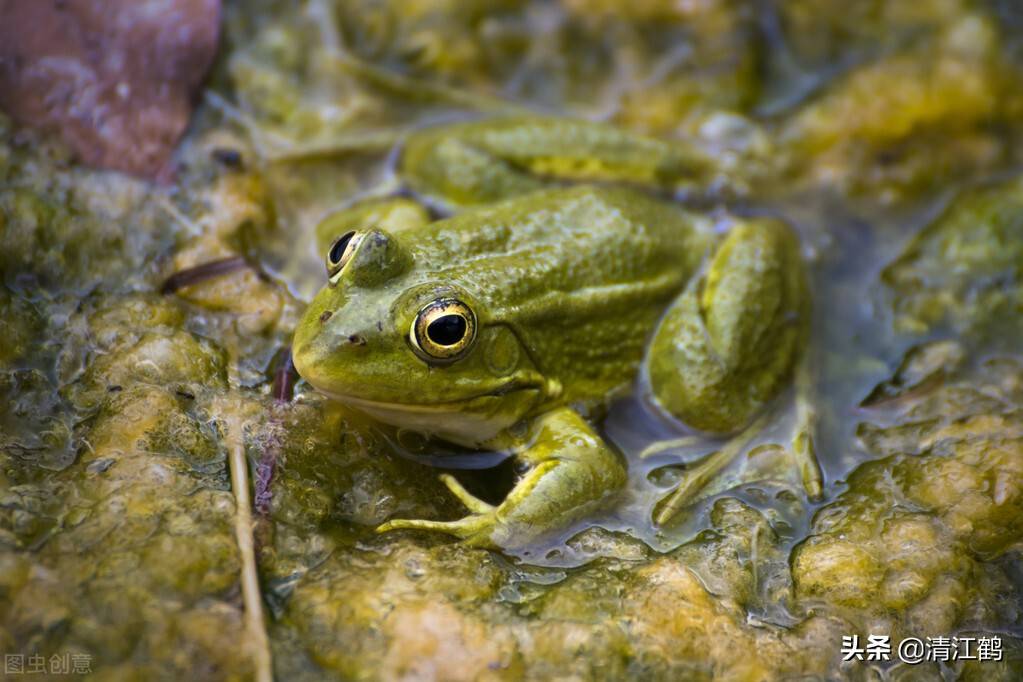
(0, 0, 220, 180)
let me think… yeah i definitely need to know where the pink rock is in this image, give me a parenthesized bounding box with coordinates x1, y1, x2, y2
(0, 0, 221, 180)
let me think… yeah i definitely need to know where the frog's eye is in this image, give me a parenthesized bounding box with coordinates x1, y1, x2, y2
(326, 231, 363, 281)
(410, 298, 477, 363)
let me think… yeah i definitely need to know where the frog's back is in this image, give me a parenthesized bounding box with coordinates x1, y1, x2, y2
(410, 186, 713, 409)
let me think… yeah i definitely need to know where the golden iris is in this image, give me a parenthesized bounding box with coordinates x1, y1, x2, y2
(410, 298, 477, 362)
(326, 231, 363, 281)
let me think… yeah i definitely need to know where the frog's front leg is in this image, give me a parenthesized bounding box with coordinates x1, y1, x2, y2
(376, 407, 627, 550)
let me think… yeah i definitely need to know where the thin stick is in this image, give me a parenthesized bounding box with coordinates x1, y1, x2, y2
(220, 401, 274, 682)
(159, 256, 250, 295)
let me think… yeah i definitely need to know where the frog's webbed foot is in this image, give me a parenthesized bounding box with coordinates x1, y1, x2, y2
(792, 361, 824, 499)
(652, 413, 769, 526)
(435, 473, 494, 514)
(376, 474, 500, 547)
(652, 359, 825, 526)
(376, 515, 498, 547)
(377, 409, 627, 550)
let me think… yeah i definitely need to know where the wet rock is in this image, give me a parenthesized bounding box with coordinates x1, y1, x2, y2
(794, 358, 1023, 641)
(0, 0, 221, 179)
(782, 12, 1022, 201)
(883, 176, 1023, 336)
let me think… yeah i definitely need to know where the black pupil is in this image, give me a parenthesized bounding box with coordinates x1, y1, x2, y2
(329, 232, 354, 265)
(427, 314, 467, 346)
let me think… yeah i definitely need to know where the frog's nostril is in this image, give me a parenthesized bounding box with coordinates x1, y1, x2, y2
(319, 310, 333, 323)
(347, 334, 367, 346)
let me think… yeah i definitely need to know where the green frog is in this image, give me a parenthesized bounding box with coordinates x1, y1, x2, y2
(292, 116, 813, 550)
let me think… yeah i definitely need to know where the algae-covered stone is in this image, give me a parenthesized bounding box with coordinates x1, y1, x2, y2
(0, 128, 172, 294)
(226, 0, 762, 144)
(1, 372, 254, 681)
(271, 489, 838, 680)
(860, 340, 965, 406)
(0, 290, 40, 367)
(0, 121, 256, 681)
(782, 12, 1021, 201)
(883, 176, 1023, 336)
(778, 0, 973, 69)
(793, 356, 1023, 641)
(68, 330, 228, 411)
(566, 0, 764, 134)
(164, 172, 292, 336)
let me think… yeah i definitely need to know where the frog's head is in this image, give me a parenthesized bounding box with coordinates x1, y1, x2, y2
(293, 226, 548, 446)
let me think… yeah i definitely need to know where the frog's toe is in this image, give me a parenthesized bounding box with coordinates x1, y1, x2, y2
(376, 513, 496, 544)
(376, 473, 503, 545)
(438, 473, 495, 514)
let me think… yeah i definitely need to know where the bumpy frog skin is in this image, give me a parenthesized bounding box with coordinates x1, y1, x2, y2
(293, 117, 808, 549)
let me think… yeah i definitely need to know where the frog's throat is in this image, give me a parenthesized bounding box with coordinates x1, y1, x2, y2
(322, 392, 494, 413)
(314, 371, 559, 415)
(324, 388, 547, 446)
(319, 384, 549, 417)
